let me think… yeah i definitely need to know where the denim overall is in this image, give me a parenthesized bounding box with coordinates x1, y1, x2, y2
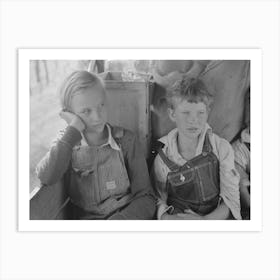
(67, 128, 132, 219)
(158, 133, 220, 215)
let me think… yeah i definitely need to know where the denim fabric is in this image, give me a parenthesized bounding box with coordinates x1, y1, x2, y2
(159, 133, 220, 215)
(36, 125, 156, 220)
(69, 144, 131, 215)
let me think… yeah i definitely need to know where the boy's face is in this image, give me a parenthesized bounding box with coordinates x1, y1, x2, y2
(70, 85, 108, 133)
(168, 98, 208, 139)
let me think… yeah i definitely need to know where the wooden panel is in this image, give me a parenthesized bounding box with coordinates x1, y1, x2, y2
(30, 180, 69, 220)
(105, 80, 153, 158)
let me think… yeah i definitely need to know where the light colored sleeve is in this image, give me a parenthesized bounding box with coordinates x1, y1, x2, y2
(217, 138, 242, 220)
(232, 142, 250, 188)
(152, 154, 174, 219)
(232, 141, 247, 168)
(235, 164, 250, 188)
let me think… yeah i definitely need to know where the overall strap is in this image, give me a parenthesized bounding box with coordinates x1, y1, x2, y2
(157, 142, 180, 172)
(202, 131, 212, 153)
(110, 125, 124, 148)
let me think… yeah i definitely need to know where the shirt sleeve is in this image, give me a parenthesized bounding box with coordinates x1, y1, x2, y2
(152, 154, 174, 219)
(235, 163, 250, 188)
(232, 141, 250, 188)
(217, 138, 242, 220)
(35, 126, 82, 186)
(232, 141, 248, 169)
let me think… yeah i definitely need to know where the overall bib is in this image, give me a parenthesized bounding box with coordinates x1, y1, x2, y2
(158, 133, 220, 215)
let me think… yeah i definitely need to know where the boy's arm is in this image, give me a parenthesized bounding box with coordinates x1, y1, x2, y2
(235, 162, 250, 189)
(232, 141, 250, 209)
(36, 111, 84, 186)
(217, 138, 242, 220)
(233, 142, 250, 188)
(109, 131, 156, 220)
(236, 162, 250, 208)
(36, 126, 82, 186)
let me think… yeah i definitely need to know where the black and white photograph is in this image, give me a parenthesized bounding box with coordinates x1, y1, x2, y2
(1, 1, 279, 280)
(29, 59, 251, 221)
(18, 49, 261, 231)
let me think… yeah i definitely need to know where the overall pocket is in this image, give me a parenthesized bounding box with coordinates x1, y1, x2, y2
(98, 151, 130, 203)
(167, 168, 200, 204)
(72, 147, 95, 172)
(69, 147, 96, 206)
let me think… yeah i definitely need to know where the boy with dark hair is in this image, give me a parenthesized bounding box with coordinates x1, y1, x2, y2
(152, 77, 241, 220)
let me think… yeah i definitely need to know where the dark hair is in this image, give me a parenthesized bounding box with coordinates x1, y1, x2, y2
(166, 76, 213, 110)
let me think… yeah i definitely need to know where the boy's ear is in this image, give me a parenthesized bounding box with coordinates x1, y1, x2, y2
(167, 107, 176, 122)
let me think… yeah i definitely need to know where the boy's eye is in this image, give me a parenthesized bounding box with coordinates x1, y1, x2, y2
(97, 103, 105, 111)
(199, 111, 205, 114)
(81, 109, 90, 114)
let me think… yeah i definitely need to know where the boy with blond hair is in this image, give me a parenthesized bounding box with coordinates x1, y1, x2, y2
(36, 70, 156, 219)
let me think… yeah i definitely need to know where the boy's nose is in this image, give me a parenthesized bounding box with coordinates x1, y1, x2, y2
(89, 110, 101, 123)
(188, 114, 197, 123)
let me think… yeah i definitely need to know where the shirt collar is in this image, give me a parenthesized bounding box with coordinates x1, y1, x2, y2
(80, 123, 121, 151)
(159, 123, 212, 165)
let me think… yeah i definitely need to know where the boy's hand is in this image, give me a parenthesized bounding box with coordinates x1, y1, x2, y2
(183, 209, 201, 216)
(176, 211, 204, 220)
(161, 211, 203, 220)
(59, 110, 85, 132)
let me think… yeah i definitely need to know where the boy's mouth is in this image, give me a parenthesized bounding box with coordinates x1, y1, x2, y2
(87, 123, 104, 131)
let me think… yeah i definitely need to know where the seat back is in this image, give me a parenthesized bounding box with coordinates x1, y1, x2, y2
(101, 71, 154, 158)
(30, 180, 71, 220)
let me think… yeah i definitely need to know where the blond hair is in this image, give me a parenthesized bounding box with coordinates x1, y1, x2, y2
(59, 70, 105, 111)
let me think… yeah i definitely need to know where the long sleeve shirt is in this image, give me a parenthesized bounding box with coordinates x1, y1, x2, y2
(152, 123, 241, 220)
(232, 128, 250, 188)
(36, 124, 156, 220)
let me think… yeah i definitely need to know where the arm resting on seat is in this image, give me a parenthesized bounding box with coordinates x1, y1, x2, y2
(30, 179, 70, 220)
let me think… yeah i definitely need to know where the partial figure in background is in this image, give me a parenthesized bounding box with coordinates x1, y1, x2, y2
(232, 90, 250, 219)
(36, 70, 156, 220)
(152, 77, 241, 220)
(151, 60, 250, 143)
